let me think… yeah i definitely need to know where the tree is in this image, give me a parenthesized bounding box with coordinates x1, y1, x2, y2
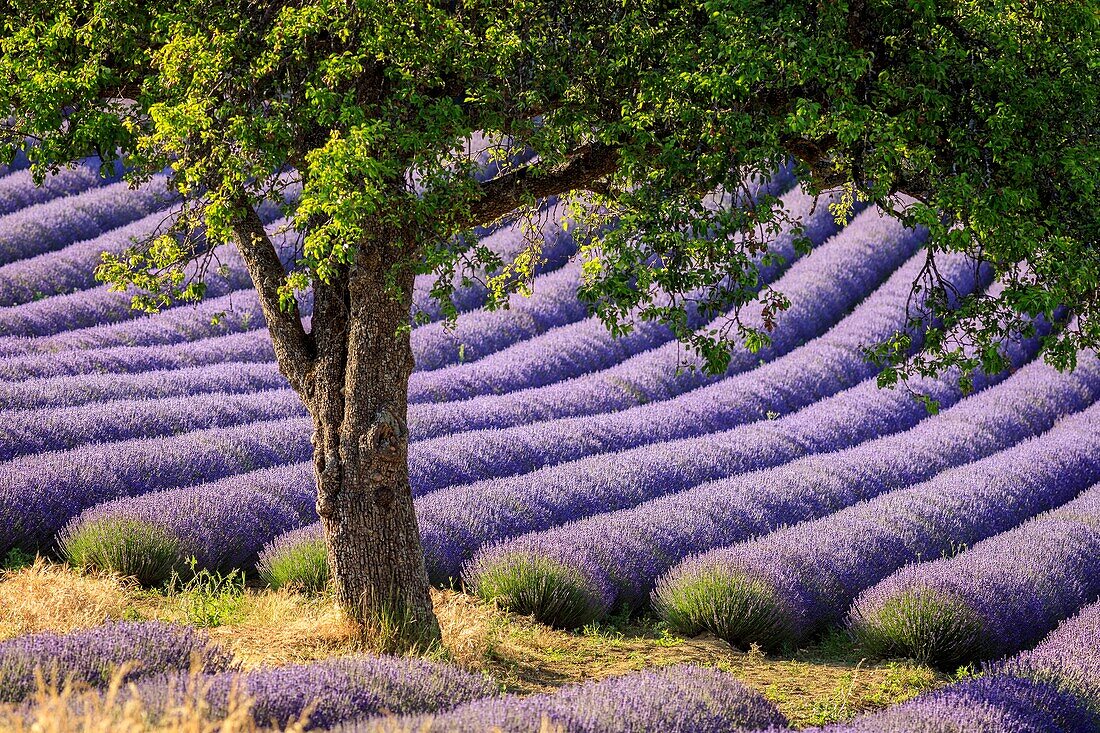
(1, 0, 1095, 648)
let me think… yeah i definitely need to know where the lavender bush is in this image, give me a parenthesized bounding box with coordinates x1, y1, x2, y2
(0, 621, 233, 703)
(409, 249, 985, 492)
(61, 475, 312, 584)
(0, 175, 170, 266)
(334, 665, 785, 733)
(787, 675, 1098, 733)
(406, 184, 845, 402)
(779, 601, 1100, 731)
(0, 220, 299, 347)
(257, 522, 328, 592)
(0, 185, 292, 307)
(0, 416, 312, 555)
(413, 260, 588, 370)
(415, 319, 1049, 586)
(851, 481, 1100, 667)
(0, 328, 280, 381)
(0, 389, 304, 461)
(653, 399, 1100, 650)
(133, 655, 498, 730)
(995, 601, 1100, 716)
(0, 362, 287, 412)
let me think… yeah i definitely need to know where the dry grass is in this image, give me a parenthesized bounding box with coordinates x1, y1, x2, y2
(0, 561, 944, 728)
(0, 558, 141, 640)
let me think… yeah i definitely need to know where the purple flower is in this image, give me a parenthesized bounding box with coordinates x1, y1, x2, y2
(407, 204, 927, 441)
(0, 621, 233, 703)
(0, 220, 298, 345)
(994, 601, 1100, 716)
(0, 175, 171, 266)
(333, 665, 786, 733)
(133, 654, 499, 730)
(0, 361, 287, 412)
(798, 675, 1097, 733)
(60, 464, 315, 579)
(0, 417, 313, 555)
(409, 248, 986, 494)
(406, 185, 844, 403)
(0, 389, 306, 461)
(0, 182, 293, 307)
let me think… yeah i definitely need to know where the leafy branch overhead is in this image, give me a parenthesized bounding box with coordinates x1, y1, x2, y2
(1, 0, 1096, 383)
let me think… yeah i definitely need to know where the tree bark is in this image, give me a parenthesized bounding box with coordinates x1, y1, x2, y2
(307, 234, 440, 651)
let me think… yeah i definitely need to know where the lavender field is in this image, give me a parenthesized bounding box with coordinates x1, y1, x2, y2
(1, 160, 1099, 732)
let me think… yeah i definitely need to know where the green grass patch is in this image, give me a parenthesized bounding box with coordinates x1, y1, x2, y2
(60, 517, 182, 587)
(468, 554, 605, 629)
(257, 536, 329, 594)
(850, 589, 986, 670)
(653, 570, 789, 651)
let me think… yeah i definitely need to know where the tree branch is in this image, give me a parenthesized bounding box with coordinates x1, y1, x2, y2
(230, 202, 316, 387)
(462, 142, 620, 229)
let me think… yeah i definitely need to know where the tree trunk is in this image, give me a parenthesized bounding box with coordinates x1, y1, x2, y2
(309, 239, 441, 652)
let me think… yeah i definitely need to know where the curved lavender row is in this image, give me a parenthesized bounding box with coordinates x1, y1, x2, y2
(0, 157, 122, 216)
(0, 219, 298, 345)
(0, 262, 255, 345)
(131, 655, 499, 731)
(653, 398, 1100, 651)
(850, 481, 1100, 667)
(995, 601, 1100, 716)
(0, 361, 287, 412)
(0, 211, 168, 306)
(0, 621, 234, 704)
(61, 484, 312, 577)
(335, 665, 785, 733)
(5, 288, 278, 357)
(407, 185, 845, 403)
(409, 206, 925, 439)
(409, 248, 985, 492)
(784, 675, 1097, 733)
(464, 333, 1066, 627)
(0, 281, 300, 359)
(0, 185, 292, 307)
(0, 175, 171, 266)
(0, 416, 312, 555)
(0, 389, 304, 461)
(414, 260, 587, 371)
(0, 327, 284, 381)
(0, 217, 567, 365)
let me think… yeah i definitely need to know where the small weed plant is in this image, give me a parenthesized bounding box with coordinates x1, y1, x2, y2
(166, 557, 246, 627)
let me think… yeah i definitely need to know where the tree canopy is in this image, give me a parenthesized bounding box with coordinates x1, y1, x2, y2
(1, 0, 1096, 644)
(3, 0, 1096, 382)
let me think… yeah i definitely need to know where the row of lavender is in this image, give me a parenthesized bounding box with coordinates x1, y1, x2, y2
(0, 621, 785, 732)
(4, 605, 1100, 731)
